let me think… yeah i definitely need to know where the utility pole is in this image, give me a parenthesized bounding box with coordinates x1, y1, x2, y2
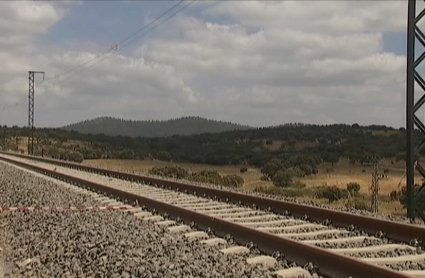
(28, 71, 45, 156)
(370, 160, 380, 213)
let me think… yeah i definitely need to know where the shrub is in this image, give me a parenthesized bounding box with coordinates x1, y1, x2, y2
(390, 190, 401, 201)
(188, 170, 223, 185)
(288, 167, 305, 178)
(240, 167, 248, 174)
(117, 149, 135, 159)
(59, 149, 70, 161)
(272, 169, 293, 187)
(292, 181, 306, 189)
(68, 151, 84, 163)
(223, 174, 244, 188)
(398, 184, 425, 212)
(148, 166, 188, 179)
(354, 199, 370, 210)
(265, 139, 273, 145)
(261, 159, 284, 180)
(299, 164, 313, 176)
(316, 186, 344, 203)
(156, 151, 172, 162)
(346, 182, 361, 193)
(254, 184, 313, 198)
(46, 146, 60, 159)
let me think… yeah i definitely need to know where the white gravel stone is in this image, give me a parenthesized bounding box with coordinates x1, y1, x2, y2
(1, 211, 280, 278)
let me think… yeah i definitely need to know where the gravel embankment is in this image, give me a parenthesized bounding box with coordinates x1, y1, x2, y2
(384, 261, 425, 271)
(0, 161, 99, 208)
(1, 211, 281, 278)
(0, 161, 283, 278)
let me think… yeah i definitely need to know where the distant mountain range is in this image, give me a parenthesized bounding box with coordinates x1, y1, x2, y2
(61, 116, 252, 138)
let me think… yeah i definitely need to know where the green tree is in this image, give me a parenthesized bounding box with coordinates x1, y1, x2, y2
(261, 159, 284, 180)
(157, 151, 172, 162)
(299, 164, 313, 176)
(316, 186, 343, 203)
(272, 169, 293, 187)
(323, 153, 340, 166)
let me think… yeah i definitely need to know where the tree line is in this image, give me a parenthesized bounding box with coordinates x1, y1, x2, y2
(0, 123, 418, 168)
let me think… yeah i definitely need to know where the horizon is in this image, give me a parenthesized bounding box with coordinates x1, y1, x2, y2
(2, 114, 405, 131)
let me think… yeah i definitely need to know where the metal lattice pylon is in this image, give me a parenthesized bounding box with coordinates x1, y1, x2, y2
(28, 71, 44, 156)
(370, 162, 379, 213)
(406, 0, 425, 221)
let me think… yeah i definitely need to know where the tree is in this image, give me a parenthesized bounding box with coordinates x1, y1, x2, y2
(317, 186, 343, 203)
(272, 169, 293, 187)
(118, 149, 135, 159)
(323, 153, 340, 166)
(299, 164, 313, 176)
(261, 159, 284, 180)
(157, 151, 172, 162)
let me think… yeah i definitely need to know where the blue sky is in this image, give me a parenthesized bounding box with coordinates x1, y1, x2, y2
(0, 1, 415, 128)
(48, 1, 232, 54)
(47, 1, 407, 55)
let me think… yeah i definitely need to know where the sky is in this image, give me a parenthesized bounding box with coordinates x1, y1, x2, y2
(0, 0, 424, 129)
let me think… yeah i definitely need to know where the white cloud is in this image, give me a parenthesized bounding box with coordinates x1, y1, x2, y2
(0, 1, 416, 129)
(206, 1, 407, 34)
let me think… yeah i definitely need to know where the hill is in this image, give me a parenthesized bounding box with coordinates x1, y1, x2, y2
(61, 116, 252, 138)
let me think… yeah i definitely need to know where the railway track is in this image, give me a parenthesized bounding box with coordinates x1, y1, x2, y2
(1, 152, 425, 277)
(1, 161, 283, 278)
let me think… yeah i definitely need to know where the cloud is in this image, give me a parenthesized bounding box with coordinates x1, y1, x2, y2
(205, 1, 407, 34)
(0, 1, 415, 129)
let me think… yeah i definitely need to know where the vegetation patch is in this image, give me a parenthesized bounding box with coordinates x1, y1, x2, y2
(148, 166, 245, 188)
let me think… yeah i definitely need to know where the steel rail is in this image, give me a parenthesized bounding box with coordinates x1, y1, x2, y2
(2, 151, 425, 246)
(0, 154, 411, 278)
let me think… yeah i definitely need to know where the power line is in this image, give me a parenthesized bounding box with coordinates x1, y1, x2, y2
(55, 0, 185, 81)
(52, 0, 194, 86)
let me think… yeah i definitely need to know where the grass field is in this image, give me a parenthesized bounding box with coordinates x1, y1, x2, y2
(83, 157, 419, 216)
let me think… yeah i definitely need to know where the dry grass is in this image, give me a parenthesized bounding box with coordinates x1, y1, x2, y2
(83, 157, 413, 215)
(300, 158, 417, 195)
